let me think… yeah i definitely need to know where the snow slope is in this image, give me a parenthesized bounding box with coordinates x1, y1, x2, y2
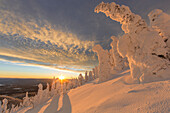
(18, 69, 170, 113)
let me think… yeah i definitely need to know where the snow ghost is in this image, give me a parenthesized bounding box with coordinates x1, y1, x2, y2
(78, 73, 84, 85)
(95, 2, 170, 83)
(94, 66, 99, 78)
(92, 44, 111, 82)
(109, 36, 127, 71)
(88, 71, 93, 81)
(92, 68, 96, 79)
(85, 71, 88, 82)
(148, 9, 170, 60)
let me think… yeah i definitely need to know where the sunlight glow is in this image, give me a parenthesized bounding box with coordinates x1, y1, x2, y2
(59, 75, 65, 80)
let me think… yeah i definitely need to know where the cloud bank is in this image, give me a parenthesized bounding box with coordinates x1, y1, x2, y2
(0, 9, 97, 72)
(0, 0, 169, 73)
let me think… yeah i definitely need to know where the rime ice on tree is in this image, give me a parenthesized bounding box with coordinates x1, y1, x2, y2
(88, 71, 93, 81)
(92, 44, 111, 82)
(23, 92, 31, 107)
(95, 2, 170, 83)
(0, 101, 2, 113)
(148, 9, 170, 60)
(92, 68, 96, 79)
(2, 98, 8, 113)
(109, 36, 127, 71)
(94, 66, 99, 78)
(78, 74, 84, 86)
(85, 71, 88, 82)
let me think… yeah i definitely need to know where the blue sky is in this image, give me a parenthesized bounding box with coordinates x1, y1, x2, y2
(0, 60, 79, 78)
(0, 0, 169, 78)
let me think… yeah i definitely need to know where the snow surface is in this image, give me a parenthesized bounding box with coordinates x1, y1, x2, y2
(1, 2, 170, 113)
(16, 70, 170, 113)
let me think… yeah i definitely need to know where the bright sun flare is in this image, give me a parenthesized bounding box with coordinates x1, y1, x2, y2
(59, 75, 65, 80)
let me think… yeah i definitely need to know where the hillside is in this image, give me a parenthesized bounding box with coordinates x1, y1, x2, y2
(18, 69, 170, 113)
(0, 1, 169, 113)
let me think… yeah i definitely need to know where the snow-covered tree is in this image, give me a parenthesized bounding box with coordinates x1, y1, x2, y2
(2, 98, 8, 113)
(56, 79, 61, 94)
(92, 68, 96, 79)
(46, 83, 50, 95)
(13, 105, 19, 113)
(10, 104, 15, 113)
(51, 81, 56, 95)
(73, 78, 78, 88)
(43, 83, 50, 100)
(23, 92, 31, 107)
(94, 66, 99, 78)
(37, 84, 43, 96)
(10, 104, 21, 113)
(88, 71, 93, 81)
(85, 71, 88, 82)
(109, 36, 127, 71)
(68, 80, 73, 89)
(92, 44, 111, 82)
(78, 74, 84, 86)
(95, 2, 170, 83)
(31, 83, 44, 106)
(62, 82, 67, 94)
(0, 101, 2, 113)
(66, 81, 71, 90)
(148, 9, 170, 60)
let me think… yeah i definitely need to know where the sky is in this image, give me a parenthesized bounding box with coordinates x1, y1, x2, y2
(0, 0, 170, 78)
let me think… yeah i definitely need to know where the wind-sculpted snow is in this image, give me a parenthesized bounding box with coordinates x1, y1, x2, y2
(95, 2, 170, 83)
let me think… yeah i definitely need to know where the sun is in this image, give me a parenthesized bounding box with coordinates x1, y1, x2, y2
(59, 75, 65, 80)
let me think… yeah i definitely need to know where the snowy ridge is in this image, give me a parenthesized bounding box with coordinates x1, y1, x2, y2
(0, 71, 98, 113)
(2, 69, 169, 113)
(69, 70, 170, 113)
(0, 2, 170, 113)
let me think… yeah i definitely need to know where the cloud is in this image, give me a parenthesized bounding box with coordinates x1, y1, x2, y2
(0, 54, 88, 73)
(0, 9, 97, 72)
(1, 0, 169, 74)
